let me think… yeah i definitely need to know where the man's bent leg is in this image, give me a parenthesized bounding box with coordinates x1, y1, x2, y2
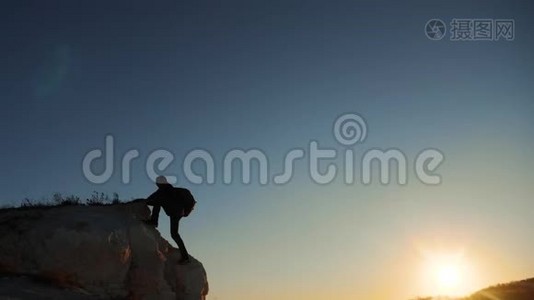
(170, 215, 190, 261)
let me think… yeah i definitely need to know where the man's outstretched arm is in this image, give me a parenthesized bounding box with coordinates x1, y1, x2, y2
(146, 190, 162, 206)
(144, 190, 162, 226)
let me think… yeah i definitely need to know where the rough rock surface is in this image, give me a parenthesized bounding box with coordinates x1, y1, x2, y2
(0, 200, 208, 300)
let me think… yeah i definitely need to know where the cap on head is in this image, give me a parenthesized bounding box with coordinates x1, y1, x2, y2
(155, 175, 169, 185)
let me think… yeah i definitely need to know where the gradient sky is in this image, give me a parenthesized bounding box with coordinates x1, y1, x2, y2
(1, 1, 534, 299)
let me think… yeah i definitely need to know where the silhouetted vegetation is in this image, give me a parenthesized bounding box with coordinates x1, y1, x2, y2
(411, 278, 534, 300)
(52, 193, 81, 206)
(466, 278, 534, 300)
(1, 191, 124, 212)
(21, 197, 51, 209)
(86, 191, 109, 206)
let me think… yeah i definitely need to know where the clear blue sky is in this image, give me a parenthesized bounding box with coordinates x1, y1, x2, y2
(1, 1, 533, 299)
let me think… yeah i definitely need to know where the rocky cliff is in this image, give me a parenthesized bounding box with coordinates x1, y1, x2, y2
(0, 199, 208, 300)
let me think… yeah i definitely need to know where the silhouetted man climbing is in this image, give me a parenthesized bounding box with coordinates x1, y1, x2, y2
(144, 176, 196, 265)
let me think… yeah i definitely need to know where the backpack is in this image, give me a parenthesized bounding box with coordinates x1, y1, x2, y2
(175, 188, 196, 217)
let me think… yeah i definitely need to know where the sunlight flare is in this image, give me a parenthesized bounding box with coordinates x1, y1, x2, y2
(416, 244, 477, 297)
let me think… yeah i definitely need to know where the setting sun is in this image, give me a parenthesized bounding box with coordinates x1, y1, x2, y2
(416, 244, 479, 297)
(435, 262, 462, 290)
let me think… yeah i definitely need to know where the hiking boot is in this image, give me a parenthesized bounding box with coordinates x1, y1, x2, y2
(143, 219, 158, 227)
